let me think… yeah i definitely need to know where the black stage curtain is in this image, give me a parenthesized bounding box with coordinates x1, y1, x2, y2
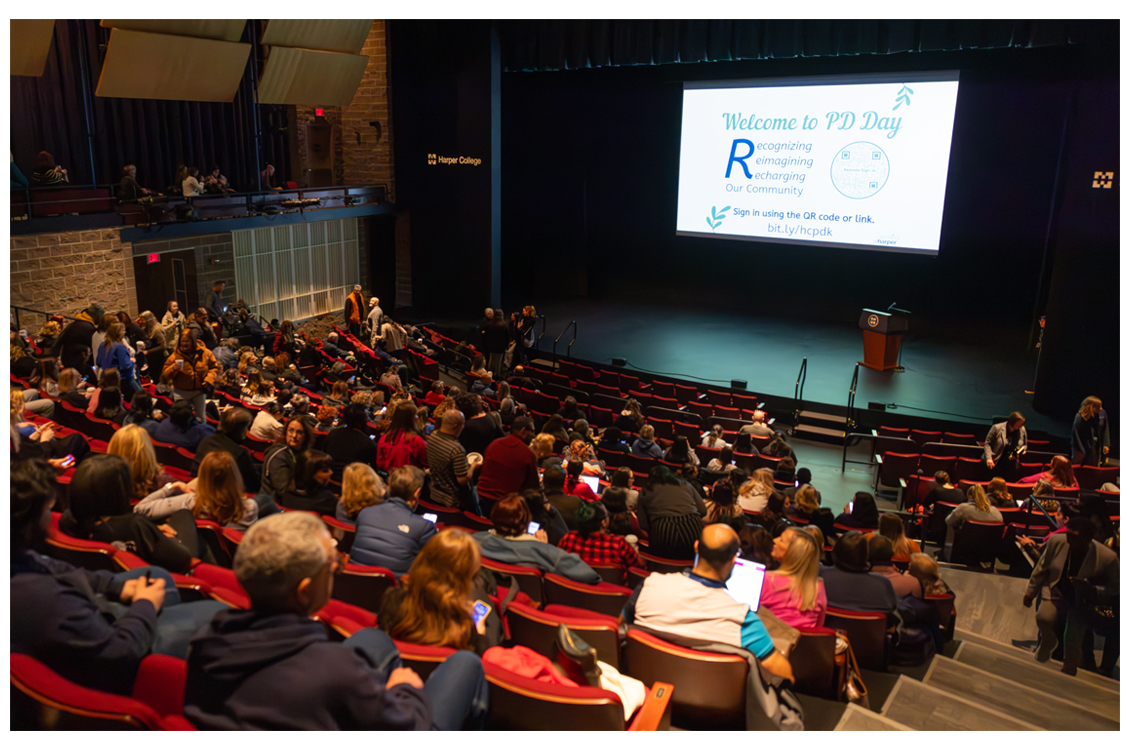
(11, 19, 290, 193)
(500, 19, 1097, 72)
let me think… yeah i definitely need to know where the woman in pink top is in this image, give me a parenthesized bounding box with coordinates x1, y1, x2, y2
(1018, 455, 1078, 489)
(759, 527, 827, 628)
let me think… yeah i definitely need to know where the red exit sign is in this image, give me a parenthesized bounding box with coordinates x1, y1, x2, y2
(147, 253, 159, 264)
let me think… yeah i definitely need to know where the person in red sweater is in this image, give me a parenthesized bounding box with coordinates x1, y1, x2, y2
(423, 380, 447, 408)
(376, 403, 429, 472)
(565, 458, 600, 503)
(476, 417, 538, 518)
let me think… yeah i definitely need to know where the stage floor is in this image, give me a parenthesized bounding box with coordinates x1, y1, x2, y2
(517, 299, 1071, 438)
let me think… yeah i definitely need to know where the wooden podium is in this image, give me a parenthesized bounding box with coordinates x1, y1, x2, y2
(858, 308, 908, 371)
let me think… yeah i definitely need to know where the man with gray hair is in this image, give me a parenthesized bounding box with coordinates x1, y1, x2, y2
(184, 512, 488, 730)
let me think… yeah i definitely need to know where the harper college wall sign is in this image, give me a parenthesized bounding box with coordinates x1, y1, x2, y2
(427, 153, 483, 166)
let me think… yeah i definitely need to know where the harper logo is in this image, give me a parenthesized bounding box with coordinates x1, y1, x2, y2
(427, 153, 484, 166)
(868, 314, 879, 328)
(427, 153, 437, 165)
(1092, 171, 1113, 189)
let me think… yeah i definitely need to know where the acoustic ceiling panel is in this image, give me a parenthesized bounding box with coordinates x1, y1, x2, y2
(100, 19, 247, 43)
(257, 46, 369, 108)
(10, 19, 56, 77)
(261, 19, 373, 55)
(96, 28, 250, 102)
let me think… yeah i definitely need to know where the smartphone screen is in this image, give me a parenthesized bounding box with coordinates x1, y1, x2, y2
(527, 521, 540, 535)
(423, 513, 438, 523)
(849, 502, 854, 513)
(471, 600, 491, 626)
(61, 454, 75, 468)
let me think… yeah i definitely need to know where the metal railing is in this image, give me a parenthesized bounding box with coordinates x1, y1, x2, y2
(792, 357, 807, 427)
(552, 320, 577, 360)
(11, 306, 76, 334)
(534, 315, 547, 351)
(846, 363, 860, 432)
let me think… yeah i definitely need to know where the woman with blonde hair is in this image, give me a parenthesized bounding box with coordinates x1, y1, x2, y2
(738, 467, 776, 513)
(945, 483, 1002, 532)
(139, 310, 167, 375)
(908, 553, 949, 596)
(378, 529, 485, 651)
(238, 350, 257, 375)
(336, 462, 387, 523)
(529, 432, 557, 466)
(107, 423, 175, 499)
(134, 451, 258, 530)
(760, 527, 827, 628)
(1072, 395, 1109, 466)
(241, 369, 274, 406)
(878, 512, 921, 558)
(790, 483, 835, 537)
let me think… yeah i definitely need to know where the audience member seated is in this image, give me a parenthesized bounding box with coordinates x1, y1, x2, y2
(152, 398, 214, 450)
(261, 417, 315, 502)
(834, 491, 881, 530)
(704, 482, 744, 524)
(565, 458, 600, 503)
(476, 416, 538, 516)
(1025, 517, 1119, 676)
(278, 450, 338, 516)
(761, 432, 797, 463)
(821, 531, 898, 614)
(184, 512, 488, 729)
(523, 488, 570, 547)
(135, 452, 259, 531)
(600, 426, 632, 455)
(542, 463, 585, 530)
(529, 432, 556, 467)
(701, 424, 730, 451)
(473, 493, 600, 584)
(313, 404, 339, 433)
(663, 434, 700, 467)
(107, 423, 176, 501)
(556, 395, 586, 423)
(568, 417, 596, 447)
(335, 462, 387, 523)
(878, 512, 921, 557)
(11, 459, 226, 695)
(614, 399, 645, 434)
(375, 402, 427, 473)
(1019, 455, 1078, 489)
(380, 528, 495, 654)
(426, 411, 479, 512)
(558, 501, 643, 572)
(423, 380, 447, 408)
(982, 476, 1015, 508)
(602, 466, 639, 509)
(636, 465, 707, 560)
(215, 368, 242, 400)
(737, 468, 775, 513)
(740, 410, 775, 437)
(92, 386, 127, 425)
(250, 401, 286, 443)
(56, 367, 90, 409)
(623, 524, 794, 681)
(599, 485, 641, 543)
(122, 391, 161, 436)
(322, 377, 352, 408)
(10, 388, 90, 466)
(182, 166, 205, 197)
(540, 414, 570, 444)
(193, 407, 261, 493)
(30, 150, 68, 184)
(945, 484, 1004, 537)
(631, 424, 665, 459)
(350, 465, 436, 576)
(868, 536, 922, 598)
(789, 483, 834, 537)
(203, 165, 234, 194)
(28, 357, 60, 397)
(760, 527, 827, 628)
(58, 454, 201, 573)
(707, 446, 737, 474)
(922, 470, 964, 512)
(241, 369, 274, 406)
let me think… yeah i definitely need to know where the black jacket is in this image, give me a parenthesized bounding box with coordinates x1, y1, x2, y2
(323, 427, 377, 471)
(192, 432, 262, 493)
(11, 551, 157, 695)
(59, 510, 195, 574)
(185, 609, 431, 730)
(54, 318, 96, 371)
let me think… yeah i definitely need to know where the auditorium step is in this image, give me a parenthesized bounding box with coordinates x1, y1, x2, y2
(793, 410, 848, 444)
(950, 641, 1120, 721)
(925, 655, 1118, 730)
(833, 703, 913, 731)
(879, 675, 1040, 730)
(953, 627, 1121, 691)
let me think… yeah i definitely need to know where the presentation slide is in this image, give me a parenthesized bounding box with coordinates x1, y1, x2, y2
(676, 72, 960, 254)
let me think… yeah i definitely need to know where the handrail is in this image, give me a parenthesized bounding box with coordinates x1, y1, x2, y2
(552, 320, 576, 361)
(846, 363, 860, 431)
(11, 306, 76, 333)
(566, 322, 579, 359)
(792, 357, 807, 426)
(534, 315, 547, 351)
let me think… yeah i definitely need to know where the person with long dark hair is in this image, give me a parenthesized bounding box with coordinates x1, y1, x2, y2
(262, 417, 315, 503)
(663, 434, 700, 467)
(833, 491, 881, 530)
(278, 449, 337, 516)
(557, 500, 643, 572)
(636, 465, 707, 560)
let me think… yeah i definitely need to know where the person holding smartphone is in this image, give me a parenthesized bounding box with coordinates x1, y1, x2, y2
(352, 466, 437, 576)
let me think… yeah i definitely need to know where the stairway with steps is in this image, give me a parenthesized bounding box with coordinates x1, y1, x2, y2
(835, 628, 1120, 731)
(792, 409, 849, 444)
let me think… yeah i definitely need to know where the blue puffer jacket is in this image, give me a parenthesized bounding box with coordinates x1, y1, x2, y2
(350, 498, 437, 577)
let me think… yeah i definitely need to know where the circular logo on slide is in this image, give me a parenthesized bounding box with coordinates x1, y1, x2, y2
(868, 314, 879, 328)
(830, 142, 890, 200)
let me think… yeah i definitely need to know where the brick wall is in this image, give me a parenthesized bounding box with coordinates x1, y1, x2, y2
(293, 21, 394, 198)
(10, 229, 136, 328)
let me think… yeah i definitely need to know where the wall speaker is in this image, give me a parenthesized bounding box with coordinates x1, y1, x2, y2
(731, 379, 747, 390)
(611, 357, 626, 367)
(867, 402, 887, 411)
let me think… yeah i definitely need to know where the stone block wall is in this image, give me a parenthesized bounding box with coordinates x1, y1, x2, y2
(294, 21, 394, 198)
(10, 228, 135, 328)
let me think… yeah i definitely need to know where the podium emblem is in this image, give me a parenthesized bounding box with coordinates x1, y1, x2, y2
(868, 314, 879, 328)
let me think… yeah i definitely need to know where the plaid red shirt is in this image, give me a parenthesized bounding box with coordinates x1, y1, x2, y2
(557, 531, 641, 571)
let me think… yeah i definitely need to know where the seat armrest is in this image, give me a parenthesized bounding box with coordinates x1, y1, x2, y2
(627, 681, 674, 731)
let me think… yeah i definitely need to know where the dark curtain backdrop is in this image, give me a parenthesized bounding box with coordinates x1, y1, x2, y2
(10, 19, 291, 192)
(500, 19, 1107, 71)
